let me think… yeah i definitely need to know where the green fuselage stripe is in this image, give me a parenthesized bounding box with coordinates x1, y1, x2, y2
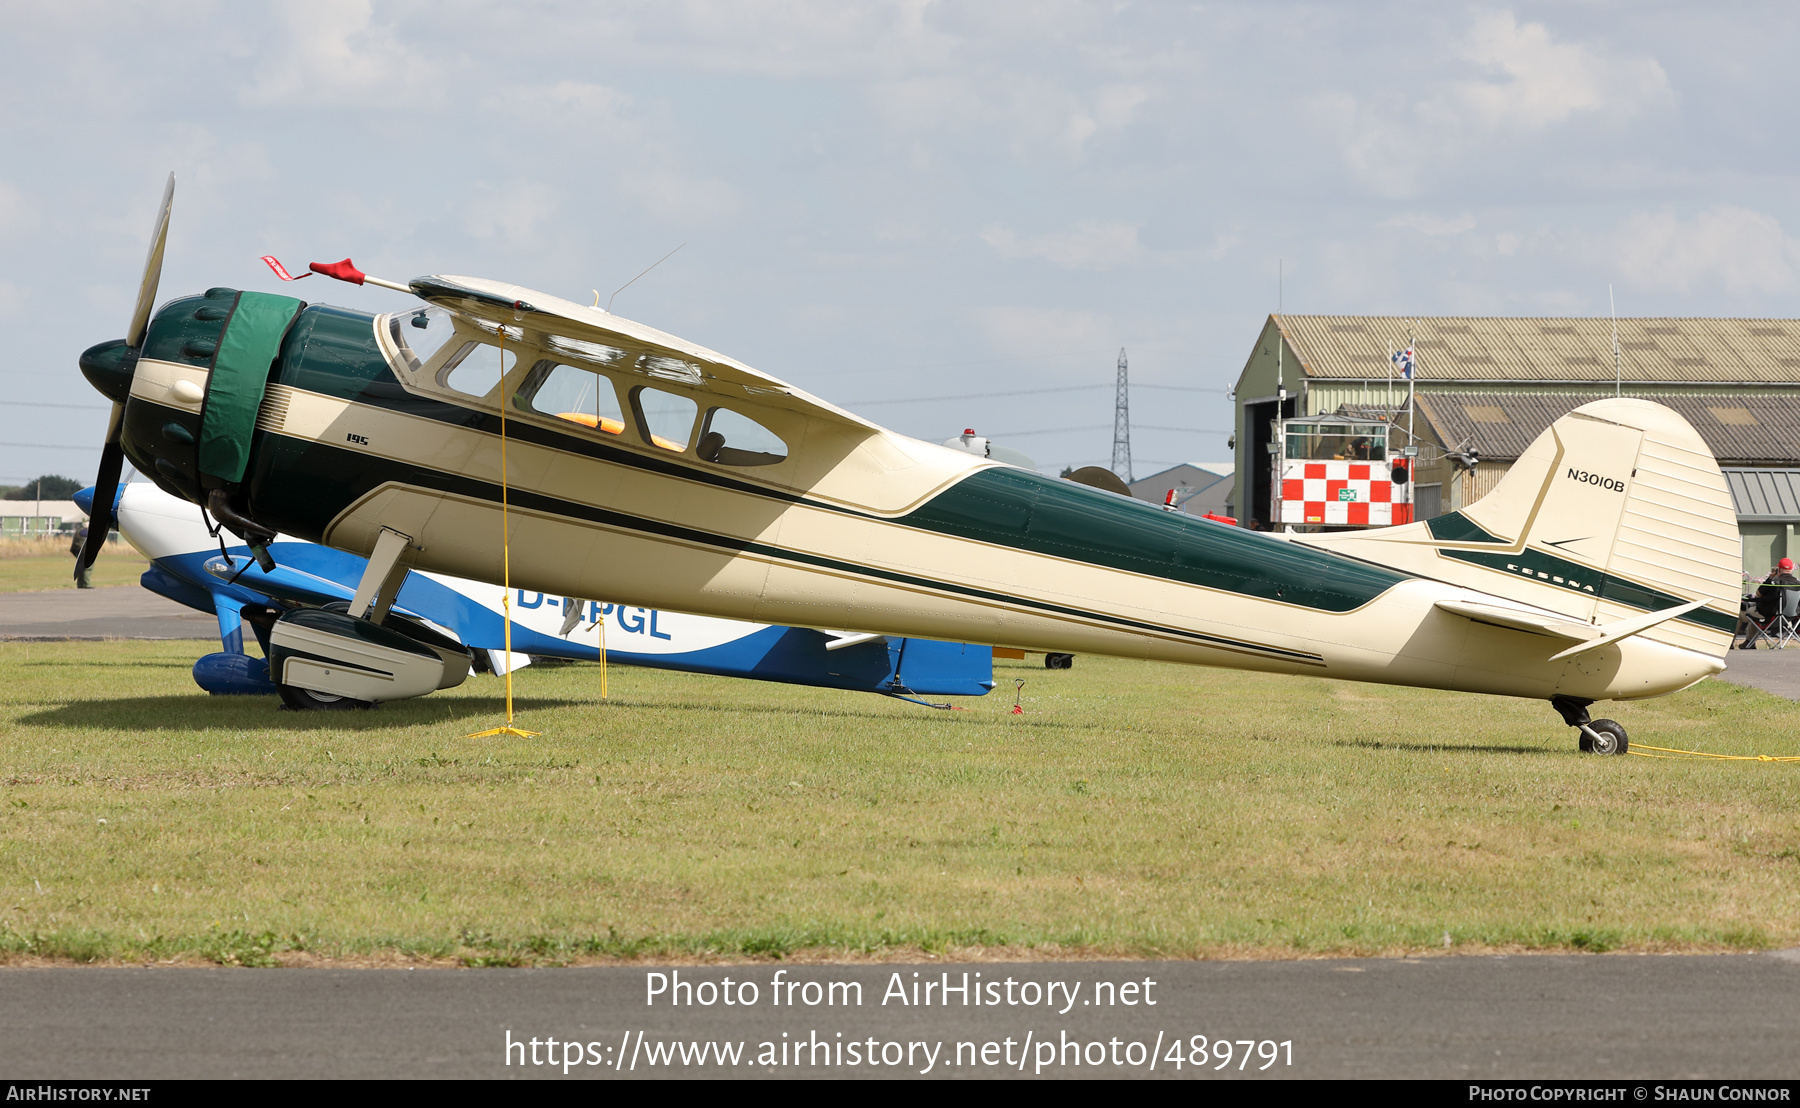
(896, 467, 1408, 613)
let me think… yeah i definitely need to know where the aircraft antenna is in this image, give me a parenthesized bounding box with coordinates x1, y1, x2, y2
(608, 243, 687, 313)
(1110, 348, 1133, 483)
(470, 310, 541, 740)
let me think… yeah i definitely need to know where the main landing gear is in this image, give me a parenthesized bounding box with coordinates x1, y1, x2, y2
(1550, 695, 1628, 756)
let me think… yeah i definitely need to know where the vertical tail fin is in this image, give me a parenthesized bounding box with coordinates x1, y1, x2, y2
(1300, 398, 1740, 658)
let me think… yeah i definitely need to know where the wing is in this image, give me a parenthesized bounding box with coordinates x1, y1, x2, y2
(409, 275, 881, 433)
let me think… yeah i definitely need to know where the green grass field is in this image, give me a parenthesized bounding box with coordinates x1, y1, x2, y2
(2, 640, 1797, 966)
(0, 544, 149, 592)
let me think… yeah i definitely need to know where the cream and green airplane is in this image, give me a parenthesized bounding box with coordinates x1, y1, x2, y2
(76, 177, 1739, 753)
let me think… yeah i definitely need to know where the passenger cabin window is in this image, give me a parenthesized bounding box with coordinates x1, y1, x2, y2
(517, 361, 627, 435)
(439, 342, 518, 399)
(387, 307, 463, 374)
(632, 387, 698, 452)
(697, 407, 787, 467)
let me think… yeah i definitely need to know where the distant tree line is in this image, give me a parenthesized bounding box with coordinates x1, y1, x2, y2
(1, 474, 83, 501)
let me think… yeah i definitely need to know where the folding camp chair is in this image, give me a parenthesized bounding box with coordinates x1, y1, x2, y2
(1774, 587, 1800, 649)
(1741, 586, 1800, 649)
(1740, 593, 1781, 649)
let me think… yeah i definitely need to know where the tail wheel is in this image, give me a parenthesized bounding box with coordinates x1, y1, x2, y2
(277, 682, 372, 712)
(1581, 719, 1628, 756)
(1043, 653, 1075, 670)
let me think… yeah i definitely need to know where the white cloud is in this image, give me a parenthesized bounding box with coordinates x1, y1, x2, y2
(1382, 212, 1476, 237)
(872, 73, 1151, 160)
(1202, 233, 1239, 261)
(1446, 11, 1670, 132)
(485, 81, 635, 133)
(0, 181, 27, 234)
(575, 0, 961, 81)
(1317, 10, 1672, 195)
(465, 182, 557, 248)
(242, 0, 442, 107)
(619, 170, 739, 223)
(975, 305, 1113, 358)
(1065, 83, 1151, 150)
(981, 219, 1141, 270)
(1606, 205, 1800, 296)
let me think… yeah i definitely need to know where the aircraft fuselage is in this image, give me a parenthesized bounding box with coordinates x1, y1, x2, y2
(91, 288, 1730, 710)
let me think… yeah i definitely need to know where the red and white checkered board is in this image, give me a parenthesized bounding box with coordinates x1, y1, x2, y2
(1278, 462, 1412, 526)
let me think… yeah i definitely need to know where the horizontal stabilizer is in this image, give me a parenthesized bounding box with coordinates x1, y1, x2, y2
(1546, 600, 1708, 661)
(1434, 599, 1600, 642)
(1435, 596, 1710, 661)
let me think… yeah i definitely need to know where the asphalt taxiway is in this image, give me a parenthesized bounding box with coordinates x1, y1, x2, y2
(0, 584, 213, 640)
(4, 953, 1798, 1080)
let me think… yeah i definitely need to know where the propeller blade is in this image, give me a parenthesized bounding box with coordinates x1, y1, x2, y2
(124, 172, 175, 349)
(75, 403, 125, 575)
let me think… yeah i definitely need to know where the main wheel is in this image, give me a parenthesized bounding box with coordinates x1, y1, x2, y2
(1582, 719, 1628, 756)
(277, 682, 372, 712)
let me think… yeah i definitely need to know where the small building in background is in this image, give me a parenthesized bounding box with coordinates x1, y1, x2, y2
(1230, 315, 1800, 566)
(1725, 468, 1800, 580)
(0, 499, 84, 536)
(1127, 463, 1234, 517)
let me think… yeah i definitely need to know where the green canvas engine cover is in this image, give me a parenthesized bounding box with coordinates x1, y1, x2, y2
(198, 291, 304, 484)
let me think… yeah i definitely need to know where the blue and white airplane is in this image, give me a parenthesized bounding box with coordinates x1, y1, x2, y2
(83, 482, 994, 707)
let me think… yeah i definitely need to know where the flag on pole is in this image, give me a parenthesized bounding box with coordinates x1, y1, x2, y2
(1391, 345, 1415, 379)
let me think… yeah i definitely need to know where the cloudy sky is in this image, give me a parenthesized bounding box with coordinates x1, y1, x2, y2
(4, 0, 1798, 488)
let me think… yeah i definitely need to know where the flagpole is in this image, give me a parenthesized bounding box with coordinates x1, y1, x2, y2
(1406, 321, 1416, 456)
(1610, 286, 1621, 398)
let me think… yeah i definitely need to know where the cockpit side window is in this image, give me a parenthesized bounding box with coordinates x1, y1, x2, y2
(631, 387, 699, 452)
(515, 360, 627, 435)
(439, 341, 518, 398)
(696, 406, 787, 467)
(387, 307, 464, 374)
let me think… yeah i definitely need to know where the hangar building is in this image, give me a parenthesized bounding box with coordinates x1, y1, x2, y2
(1228, 315, 1800, 576)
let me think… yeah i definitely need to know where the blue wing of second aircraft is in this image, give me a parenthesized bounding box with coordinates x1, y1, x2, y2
(97, 484, 993, 701)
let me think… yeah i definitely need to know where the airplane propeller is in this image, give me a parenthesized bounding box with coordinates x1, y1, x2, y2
(76, 172, 174, 580)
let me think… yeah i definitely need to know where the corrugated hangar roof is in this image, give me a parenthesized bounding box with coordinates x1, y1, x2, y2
(1275, 315, 1800, 383)
(1411, 392, 1800, 464)
(1725, 469, 1800, 521)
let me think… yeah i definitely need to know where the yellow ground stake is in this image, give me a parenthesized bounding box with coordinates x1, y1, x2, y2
(470, 316, 540, 740)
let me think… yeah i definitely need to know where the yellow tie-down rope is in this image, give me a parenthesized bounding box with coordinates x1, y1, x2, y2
(1628, 743, 1800, 763)
(470, 316, 541, 740)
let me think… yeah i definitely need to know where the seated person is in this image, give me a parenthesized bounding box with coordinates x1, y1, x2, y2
(1741, 558, 1799, 648)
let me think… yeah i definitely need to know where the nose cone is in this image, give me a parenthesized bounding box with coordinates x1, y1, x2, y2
(80, 339, 138, 403)
(73, 484, 126, 519)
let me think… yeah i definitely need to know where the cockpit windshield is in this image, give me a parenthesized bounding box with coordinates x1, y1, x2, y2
(386, 307, 463, 374)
